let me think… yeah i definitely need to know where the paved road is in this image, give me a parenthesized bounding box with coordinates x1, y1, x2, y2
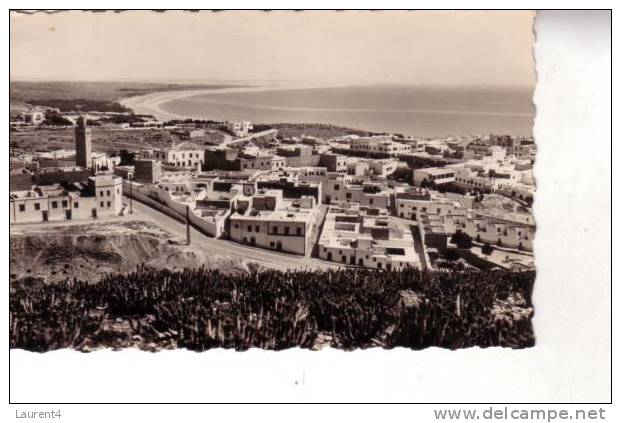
(127, 196, 340, 271)
(218, 129, 278, 149)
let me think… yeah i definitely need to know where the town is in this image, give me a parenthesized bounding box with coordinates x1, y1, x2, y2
(9, 105, 536, 273)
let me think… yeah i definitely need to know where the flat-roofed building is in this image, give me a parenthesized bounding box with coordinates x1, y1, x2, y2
(319, 153, 349, 172)
(318, 202, 419, 270)
(9, 175, 123, 223)
(346, 158, 399, 177)
(413, 167, 456, 186)
(395, 188, 468, 221)
(229, 189, 318, 255)
(134, 159, 162, 184)
(237, 153, 275, 171)
(151, 143, 204, 169)
(323, 174, 390, 209)
(349, 136, 412, 157)
(226, 120, 253, 137)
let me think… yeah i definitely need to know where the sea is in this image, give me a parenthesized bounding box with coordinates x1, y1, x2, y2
(158, 84, 535, 138)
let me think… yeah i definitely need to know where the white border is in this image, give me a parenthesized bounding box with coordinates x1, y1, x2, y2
(2, 4, 615, 418)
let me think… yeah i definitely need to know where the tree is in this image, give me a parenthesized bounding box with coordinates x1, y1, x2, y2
(41, 113, 73, 126)
(444, 248, 460, 261)
(450, 230, 473, 249)
(390, 167, 413, 184)
(481, 243, 494, 256)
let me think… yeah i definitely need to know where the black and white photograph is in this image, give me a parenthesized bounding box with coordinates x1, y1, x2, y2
(9, 10, 537, 353)
(4, 5, 613, 414)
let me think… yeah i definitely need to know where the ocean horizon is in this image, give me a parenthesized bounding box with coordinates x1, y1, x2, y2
(151, 84, 535, 138)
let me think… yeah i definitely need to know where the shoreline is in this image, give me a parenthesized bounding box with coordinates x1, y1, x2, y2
(118, 82, 357, 122)
(120, 83, 535, 138)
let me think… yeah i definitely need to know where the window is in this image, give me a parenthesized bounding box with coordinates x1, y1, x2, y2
(107, 190, 110, 196)
(346, 193, 352, 199)
(284, 227, 290, 235)
(255, 225, 260, 232)
(100, 191, 104, 196)
(61, 200, 68, 208)
(272, 227, 278, 235)
(18, 204, 25, 212)
(334, 184, 340, 191)
(248, 225, 252, 232)
(270, 242, 275, 248)
(400, 204, 404, 208)
(107, 201, 111, 207)
(34, 203, 40, 211)
(369, 199, 374, 205)
(117, 188, 120, 194)
(296, 227, 302, 236)
(234, 223, 239, 228)
(74, 202, 79, 208)
(100, 201, 104, 207)
(52, 201, 58, 209)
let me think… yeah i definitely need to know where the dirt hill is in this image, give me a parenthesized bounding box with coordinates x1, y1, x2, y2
(10, 220, 250, 285)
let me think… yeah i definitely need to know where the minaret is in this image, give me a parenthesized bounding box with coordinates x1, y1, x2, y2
(75, 116, 92, 169)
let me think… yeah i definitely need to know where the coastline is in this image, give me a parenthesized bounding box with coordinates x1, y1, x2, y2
(119, 82, 355, 122)
(118, 82, 535, 137)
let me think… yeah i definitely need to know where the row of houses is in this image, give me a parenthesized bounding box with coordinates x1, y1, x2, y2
(9, 175, 124, 223)
(394, 186, 534, 252)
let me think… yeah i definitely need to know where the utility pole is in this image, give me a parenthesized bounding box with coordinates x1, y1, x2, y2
(186, 205, 191, 245)
(129, 178, 133, 215)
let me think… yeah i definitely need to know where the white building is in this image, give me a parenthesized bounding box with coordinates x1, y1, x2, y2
(318, 202, 420, 270)
(413, 167, 456, 186)
(92, 152, 121, 172)
(322, 173, 391, 209)
(20, 110, 45, 125)
(394, 187, 467, 221)
(150, 144, 204, 169)
(10, 175, 124, 223)
(229, 189, 318, 255)
(226, 121, 253, 137)
(346, 158, 400, 177)
(349, 136, 412, 157)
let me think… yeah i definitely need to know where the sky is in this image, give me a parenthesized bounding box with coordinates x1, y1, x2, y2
(10, 10, 535, 87)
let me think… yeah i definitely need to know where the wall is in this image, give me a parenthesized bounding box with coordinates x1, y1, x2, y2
(9, 173, 32, 191)
(229, 215, 309, 255)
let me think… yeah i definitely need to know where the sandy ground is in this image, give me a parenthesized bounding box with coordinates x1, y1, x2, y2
(10, 195, 340, 285)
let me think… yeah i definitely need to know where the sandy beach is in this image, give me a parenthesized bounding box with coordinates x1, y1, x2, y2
(119, 82, 534, 137)
(119, 82, 351, 122)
